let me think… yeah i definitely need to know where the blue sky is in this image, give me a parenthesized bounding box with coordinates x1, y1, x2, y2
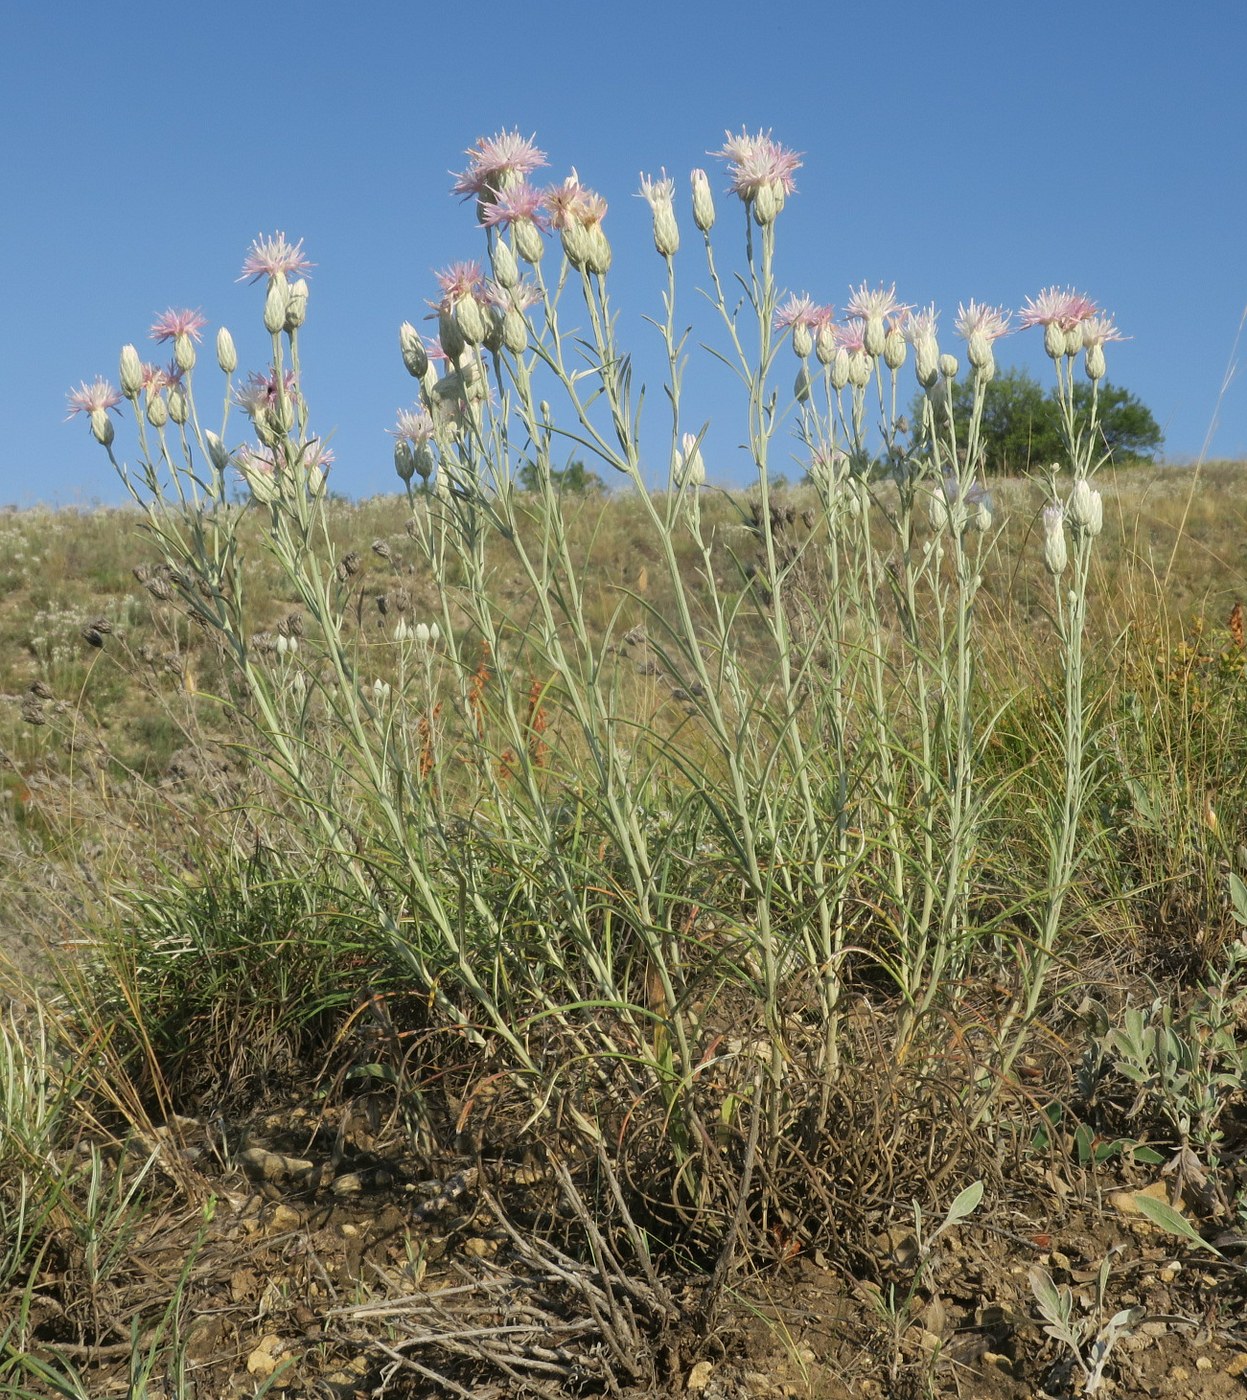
(3, 1, 1245, 507)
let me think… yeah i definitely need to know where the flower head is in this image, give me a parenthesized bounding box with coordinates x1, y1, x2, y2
(235, 368, 299, 417)
(432, 261, 487, 307)
(713, 129, 802, 202)
(149, 308, 206, 343)
(954, 300, 1012, 343)
(452, 130, 548, 204)
(544, 171, 610, 271)
(1080, 314, 1125, 348)
(480, 181, 550, 231)
(238, 232, 314, 284)
(774, 293, 831, 331)
(846, 283, 908, 324)
(391, 407, 436, 447)
(1017, 286, 1098, 331)
(65, 377, 123, 420)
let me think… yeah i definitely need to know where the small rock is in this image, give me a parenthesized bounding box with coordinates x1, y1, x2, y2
(331, 1172, 364, 1197)
(1196, 1356, 1213, 1372)
(262, 1203, 301, 1236)
(246, 1335, 286, 1378)
(687, 1360, 714, 1391)
(239, 1147, 314, 1183)
(1225, 1353, 1247, 1378)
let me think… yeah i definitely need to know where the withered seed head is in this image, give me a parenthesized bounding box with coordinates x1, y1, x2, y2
(371, 538, 392, 560)
(81, 627, 105, 648)
(29, 679, 54, 700)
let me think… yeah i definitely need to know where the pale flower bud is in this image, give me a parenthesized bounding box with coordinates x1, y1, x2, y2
(883, 328, 907, 372)
(119, 345, 143, 399)
(791, 322, 813, 359)
(415, 622, 430, 645)
(863, 317, 886, 358)
(1042, 504, 1067, 576)
(216, 327, 237, 374)
(691, 168, 716, 232)
(676, 431, 706, 487)
(815, 320, 836, 366)
(146, 392, 168, 429)
(284, 278, 309, 331)
(394, 439, 416, 483)
(794, 363, 812, 402)
(89, 408, 114, 447)
(1064, 326, 1083, 357)
(939, 353, 959, 380)
(454, 294, 486, 346)
(400, 322, 429, 379)
(394, 618, 411, 643)
(560, 221, 591, 269)
(1085, 343, 1106, 380)
(438, 306, 466, 362)
(174, 332, 196, 373)
(514, 218, 544, 264)
(848, 350, 871, 389)
(167, 384, 189, 425)
(263, 273, 290, 335)
(915, 339, 940, 389)
(491, 238, 520, 290)
(1068, 479, 1103, 537)
(830, 346, 851, 391)
(752, 181, 780, 226)
(501, 306, 528, 353)
(1043, 322, 1065, 359)
(586, 225, 612, 274)
(205, 430, 230, 473)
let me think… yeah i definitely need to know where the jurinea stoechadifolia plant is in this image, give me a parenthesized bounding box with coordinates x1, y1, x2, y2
(69, 126, 1123, 1159)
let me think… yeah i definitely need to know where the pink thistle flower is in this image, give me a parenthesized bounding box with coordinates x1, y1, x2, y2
(238, 231, 314, 284)
(432, 261, 487, 308)
(955, 300, 1012, 342)
(1017, 286, 1098, 331)
(1080, 314, 1126, 347)
(480, 182, 550, 231)
(544, 171, 607, 231)
(833, 320, 868, 354)
(234, 368, 299, 416)
(774, 293, 831, 331)
(845, 283, 909, 324)
(485, 279, 540, 313)
(392, 407, 436, 446)
(712, 129, 802, 201)
(65, 377, 122, 420)
(900, 305, 940, 344)
(150, 308, 207, 343)
(452, 130, 548, 203)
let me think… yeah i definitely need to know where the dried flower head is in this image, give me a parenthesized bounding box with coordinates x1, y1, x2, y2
(238, 231, 314, 284)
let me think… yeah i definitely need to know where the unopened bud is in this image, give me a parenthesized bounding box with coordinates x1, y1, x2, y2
(791, 322, 813, 359)
(167, 384, 189, 425)
(216, 327, 237, 374)
(1068, 478, 1103, 537)
(501, 306, 528, 353)
(691, 168, 716, 232)
(146, 392, 168, 429)
(915, 341, 940, 389)
(939, 353, 959, 379)
(491, 238, 519, 290)
(400, 322, 429, 379)
(119, 344, 143, 398)
(205, 430, 230, 473)
(650, 200, 679, 259)
(1064, 326, 1083, 357)
(1043, 322, 1065, 359)
(263, 273, 290, 334)
(677, 432, 706, 487)
(1085, 343, 1106, 380)
(586, 225, 612, 274)
(284, 277, 308, 331)
(394, 439, 416, 483)
(794, 363, 812, 402)
(830, 346, 851, 391)
(815, 320, 836, 366)
(1042, 504, 1067, 576)
(883, 328, 907, 372)
(848, 350, 871, 389)
(438, 306, 466, 362)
